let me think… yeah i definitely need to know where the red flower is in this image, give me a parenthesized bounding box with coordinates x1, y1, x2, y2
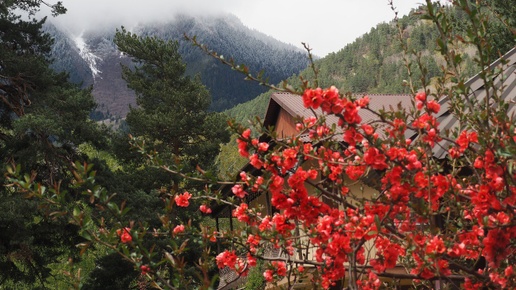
(209, 231, 218, 242)
(427, 100, 440, 113)
(140, 265, 150, 275)
(199, 204, 212, 214)
(173, 224, 185, 234)
(415, 91, 426, 110)
(174, 192, 192, 207)
(473, 156, 483, 168)
(246, 253, 257, 267)
(356, 95, 370, 107)
(242, 128, 251, 139)
(116, 227, 132, 244)
(231, 184, 247, 198)
(426, 236, 446, 255)
(233, 203, 250, 223)
(237, 139, 249, 157)
(415, 91, 427, 102)
(361, 123, 374, 135)
(272, 261, 287, 276)
(236, 129, 252, 157)
(259, 216, 272, 231)
(257, 142, 269, 152)
(483, 229, 511, 267)
(363, 147, 388, 170)
(345, 164, 366, 180)
(263, 269, 274, 282)
(249, 153, 264, 169)
(247, 234, 261, 253)
(343, 127, 363, 145)
(302, 88, 323, 109)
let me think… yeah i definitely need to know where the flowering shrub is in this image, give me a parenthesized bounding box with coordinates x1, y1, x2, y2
(218, 77, 514, 289)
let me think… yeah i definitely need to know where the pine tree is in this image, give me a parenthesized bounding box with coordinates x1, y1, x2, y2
(110, 28, 230, 287)
(0, 1, 102, 287)
(115, 27, 229, 174)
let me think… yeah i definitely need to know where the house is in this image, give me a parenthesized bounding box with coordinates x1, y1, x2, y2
(211, 92, 418, 289)
(212, 46, 516, 290)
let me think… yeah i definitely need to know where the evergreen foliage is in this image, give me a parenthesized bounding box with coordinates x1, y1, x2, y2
(0, 1, 101, 288)
(115, 27, 230, 171)
(93, 28, 232, 288)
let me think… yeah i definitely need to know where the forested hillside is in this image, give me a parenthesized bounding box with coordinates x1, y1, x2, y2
(46, 14, 309, 118)
(225, 7, 492, 124)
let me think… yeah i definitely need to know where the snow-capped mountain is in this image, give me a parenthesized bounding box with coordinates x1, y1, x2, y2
(46, 14, 309, 119)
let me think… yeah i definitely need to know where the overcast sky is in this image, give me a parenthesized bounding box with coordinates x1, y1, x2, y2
(46, 0, 423, 57)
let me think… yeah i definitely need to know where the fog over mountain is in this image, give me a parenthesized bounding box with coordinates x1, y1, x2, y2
(46, 13, 310, 119)
(43, 0, 421, 57)
(41, 1, 422, 120)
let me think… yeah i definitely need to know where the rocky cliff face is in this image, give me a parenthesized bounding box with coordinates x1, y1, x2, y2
(46, 14, 309, 120)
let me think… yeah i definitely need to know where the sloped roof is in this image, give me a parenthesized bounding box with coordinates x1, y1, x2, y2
(265, 92, 418, 144)
(264, 92, 414, 135)
(432, 46, 516, 158)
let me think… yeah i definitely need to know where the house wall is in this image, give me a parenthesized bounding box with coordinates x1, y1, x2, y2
(303, 179, 380, 263)
(250, 189, 271, 216)
(271, 107, 381, 263)
(274, 108, 299, 138)
(261, 104, 411, 289)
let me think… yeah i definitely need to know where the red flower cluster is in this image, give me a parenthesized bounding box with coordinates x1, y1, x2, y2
(199, 204, 212, 214)
(302, 87, 364, 125)
(237, 129, 251, 157)
(263, 261, 287, 282)
(233, 203, 250, 223)
(116, 227, 132, 244)
(231, 184, 247, 198)
(415, 91, 440, 113)
(216, 250, 238, 269)
(449, 131, 478, 158)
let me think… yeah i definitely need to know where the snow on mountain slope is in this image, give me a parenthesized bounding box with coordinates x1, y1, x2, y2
(73, 34, 102, 78)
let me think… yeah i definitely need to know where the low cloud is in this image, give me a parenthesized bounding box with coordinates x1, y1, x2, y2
(45, 0, 243, 34)
(41, 0, 421, 56)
